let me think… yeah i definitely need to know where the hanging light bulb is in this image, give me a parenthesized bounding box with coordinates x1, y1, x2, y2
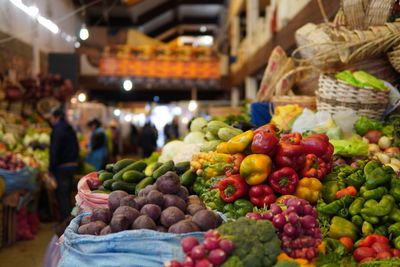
(188, 100, 198, 112)
(77, 92, 87, 102)
(79, 24, 89, 40)
(123, 79, 133, 91)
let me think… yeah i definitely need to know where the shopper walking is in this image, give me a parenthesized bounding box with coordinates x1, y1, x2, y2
(139, 122, 158, 158)
(86, 119, 108, 171)
(49, 109, 79, 222)
(164, 116, 180, 142)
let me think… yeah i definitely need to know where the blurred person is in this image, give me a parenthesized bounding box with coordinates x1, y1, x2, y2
(130, 123, 139, 154)
(86, 119, 108, 171)
(49, 109, 79, 222)
(109, 120, 120, 161)
(164, 116, 180, 142)
(139, 122, 158, 158)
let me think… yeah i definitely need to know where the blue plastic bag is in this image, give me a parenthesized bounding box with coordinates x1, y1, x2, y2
(251, 102, 272, 127)
(0, 166, 37, 193)
(60, 214, 205, 267)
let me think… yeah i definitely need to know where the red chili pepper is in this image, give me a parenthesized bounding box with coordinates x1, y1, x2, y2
(301, 154, 327, 180)
(268, 167, 299, 195)
(359, 234, 389, 248)
(280, 132, 302, 145)
(250, 131, 279, 156)
(249, 184, 276, 208)
(300, 134, 329, 158)
(218, 174, 248, 202)
(225, 153, 245, 176)
(274, 143, 305, 171)
(336, 186, 357, 199)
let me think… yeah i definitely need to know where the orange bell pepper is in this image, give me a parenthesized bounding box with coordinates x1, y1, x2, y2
(294, 177, 323, 203)
(240, 154, 272, 185)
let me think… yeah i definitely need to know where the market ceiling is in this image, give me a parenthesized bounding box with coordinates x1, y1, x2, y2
(72, 0, 226, 42)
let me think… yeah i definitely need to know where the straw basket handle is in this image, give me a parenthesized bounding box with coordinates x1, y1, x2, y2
(317, 0, 330, 23)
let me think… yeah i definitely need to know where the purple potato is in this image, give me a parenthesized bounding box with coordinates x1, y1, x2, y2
(168, 220, 200, 234)
(80, 215, 92, 226)
(108, 190, 129, 211)
(160, 207, 185, 227)
(185, 214, 193, 220)
(146, 190, 164, 207)
(120, 195, 139, 210)
(114, 206, 140, 224)
(163, 194, 186, 212)
(132, 215, 156, 230)
(110, 214, 130, 233)
(140, 204, 162, 221)
(100, 225, 112, 235)
(156, 172, 180, 194)
(134, 196, 148, 210)
(187, 204, 206, 215)
(91, 207, 112, 224)
(176, 186, 189, 200)
(78, 221, 107, 235)
(187, 195, 203, 205)
(192, 210, 220, 231)
(156, 225, 168, 232)
(138, 184, 157, 197)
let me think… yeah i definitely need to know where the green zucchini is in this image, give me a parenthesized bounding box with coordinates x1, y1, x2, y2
(135, 177, 155, 195)
(122, 170, 145, 183)
(111, 181, 136, 194)
(144, 162, 162, 177)
(99, 172, 113, 183)
(153, 160, 174, 179)
(174, 161, 191, 175)
(113, 161, 147, 181)
(113, 159, 135, 173)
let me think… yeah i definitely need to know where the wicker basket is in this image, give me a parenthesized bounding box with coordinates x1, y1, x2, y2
(271, 95, 316, 110)
(317, 74, 389, 120)
(388, 50, 400, 72)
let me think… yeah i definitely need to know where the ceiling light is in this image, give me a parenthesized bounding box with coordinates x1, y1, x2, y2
(77, 92, 87, 102)
(79, 24, 89, 40)
(10, 0, 38, 18)
(113, 109, 121, 116)
(188, 100, 198, 112)
(124, 114, 132, 122)
(70, 97, 77, 104)
(172, 106, 182, 115)
(200, 25, 207, 33)
(74, 41, 81, 48)
(181, 117, 189, 124)
(123, 79, 133, 91)
(37, 15, 59, 34)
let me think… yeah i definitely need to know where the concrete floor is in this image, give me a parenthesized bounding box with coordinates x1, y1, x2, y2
(0, 223, 55, 267)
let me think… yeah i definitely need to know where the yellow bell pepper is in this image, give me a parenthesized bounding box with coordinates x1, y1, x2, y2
(277, 253, 316, 267)
(226, 130, 254, 154)
(294, 177, 322, 203)
(216, 142, 229, 153)
(276, 195, 296, 203)
(240, 154, 272, 185)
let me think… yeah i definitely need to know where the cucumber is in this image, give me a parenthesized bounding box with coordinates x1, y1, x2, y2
(105, 163, 114, 173)
(99, 171, 113, 182)
(135, 177, 155, 195)
(122, 170, 145, 183)
(103, 179, 116, 190)
(113, 161, 147, 181)
(174, 161, 191, 175)
(180, 169, 197, 186)
(113, 159, 135, 173)
(153, 160, 174, 179)
(111, 181, 136, 194)
(144, 162, 162, 177)
(92, 188, 111, 194)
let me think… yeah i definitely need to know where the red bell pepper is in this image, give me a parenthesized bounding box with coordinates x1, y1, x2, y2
(280, 132, 302, 145)
(268, 167, 299, 195)
(225, 153, 245, 176)
(250, 131, 279, 156)
(301, 154, 327, 180)
(301, 134, 329, 157)
(218, 174, 248, 202)
(249, 184, 276, 208)
(254, 123, 279, 134)
(321, 143, 334, 163)
(359, 234, 389, 247)
(274, 143, 305, 171)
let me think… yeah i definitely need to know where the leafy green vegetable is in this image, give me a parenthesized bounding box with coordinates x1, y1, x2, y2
(330, 136, 369, 157)
(336, 70, 364, 88)
(353, 71, 387, 91)
(273, 260, 299, 267)
(354, 117, 383, 136)
(360, 258, 400, 266)
(316, 238, 356, 267)
(381, 125, 394, 137)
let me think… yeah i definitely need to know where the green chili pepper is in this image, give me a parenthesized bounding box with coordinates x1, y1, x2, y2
(223, 203, 235, 213)
(338, 208, 350, 218)
(361, 194, 395, 217)
(351, 215, 363, 227)
(233, 199, 254, 217)
(341, 194, 356, 206)
(389, 222, 400, 237)
(361, 186, 388, 200)
(394, 236, 400, 250)
(390, 208, 400, 222)
(382, 215, 391, 224)
(362, 221, 374, 235)
(359, 186, 368, 195)
(364, 199, 378, 208)
(364, 161, 392, 190)
(317, 199, 344, 215)
(390, 177, 400, 202)
(345, 170, 365, 189)
(322, 181, 340, 203)
(374, 225, 388, 236)
(349, 197, 365, 216)
(361, 212, 380, 224)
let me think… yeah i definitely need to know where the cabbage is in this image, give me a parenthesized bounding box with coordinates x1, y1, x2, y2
(159, 141, 185, 163)
(183, 132, 205, 144)
(172, 144, 200, 164)
(190, 117, 208, 132)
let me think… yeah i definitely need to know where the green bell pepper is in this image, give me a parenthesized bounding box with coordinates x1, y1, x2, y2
(233, 199, 254, 217)
(359, 186, 368, 195)
(374, 225, 388, 236)
(361, 186, 388, 200)
(390, 177, 400, 202)
(317, 200, 344, 215)
(329, 216, 359, 241)
(364, 161, 392, 190)
(394, 236, 400, 250)
(390, 208, 400, 222)
(322, 181, 340, 203)
(349, 197, 365, 216)
(193, 177, 206, 195)
(389, 222, 400, 237)
(361, 213, 380, 224)
(338, 208, 350, 218)
(345, 170, 365, 189)
(351, 215, 363, 227)
(361, 194, 395, 217)
(362, 221, 374, 235)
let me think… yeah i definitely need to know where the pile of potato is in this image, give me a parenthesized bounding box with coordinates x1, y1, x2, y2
(78, 171, 222, 235)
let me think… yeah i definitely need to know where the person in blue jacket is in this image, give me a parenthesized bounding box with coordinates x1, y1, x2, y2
(49, 109, 79, 222)
(86, 119, 108, 171)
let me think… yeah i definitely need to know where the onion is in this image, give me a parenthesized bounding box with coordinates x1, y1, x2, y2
(362, 137, 370, 144)
(386, 163, 400, 173)
(364, 130, 382, 144)
(368, 143, 381, 153)
(391, 158, 400, 166)
(385, 147, 400, 156)
(378, 136, 392, 150)
(375, 153, 390, 164)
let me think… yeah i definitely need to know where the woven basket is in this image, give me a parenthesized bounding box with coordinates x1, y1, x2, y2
(271, 95, 316, 110)
(388, 50, 400, 72)
(317, 74, 389, 120)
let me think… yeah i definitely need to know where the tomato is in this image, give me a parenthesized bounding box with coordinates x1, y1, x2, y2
(371, 242, 391, 253)
(376, 251, 392, 259)
(392, 249, 400, 258)
(359, 257, 374, 263)
(353, 247, 376, 262)
(339, 237, 353, 252)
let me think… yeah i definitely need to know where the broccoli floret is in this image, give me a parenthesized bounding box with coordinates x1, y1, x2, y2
(221, 256, 245, 267)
